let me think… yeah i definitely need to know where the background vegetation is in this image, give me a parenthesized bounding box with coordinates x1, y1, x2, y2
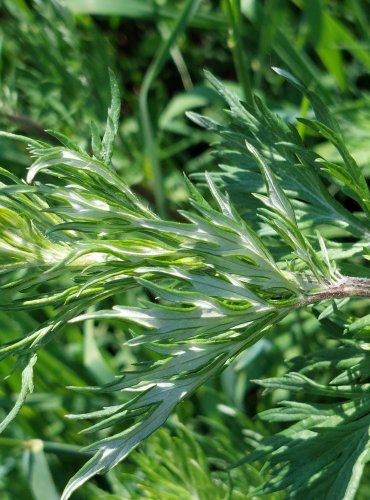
(0, 0, 369, 498)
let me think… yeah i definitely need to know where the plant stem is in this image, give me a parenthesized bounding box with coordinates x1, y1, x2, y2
(0, 112, 59, 144)
(224, 0, 254, 108)
(139, 0, 201, 217)
(0, 437, 91, 457)
(298, 277, 370, 308)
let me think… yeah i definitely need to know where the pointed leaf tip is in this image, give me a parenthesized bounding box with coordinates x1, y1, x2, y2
(100, 69, 121, 164)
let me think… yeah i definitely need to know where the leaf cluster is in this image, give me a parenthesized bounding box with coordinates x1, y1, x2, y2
(0, 66, 369, 499)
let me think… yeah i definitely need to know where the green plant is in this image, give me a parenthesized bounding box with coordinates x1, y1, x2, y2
(1, 65, 370, 499)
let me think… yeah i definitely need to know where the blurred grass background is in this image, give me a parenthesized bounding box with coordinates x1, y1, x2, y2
(0, 0, 369, 498)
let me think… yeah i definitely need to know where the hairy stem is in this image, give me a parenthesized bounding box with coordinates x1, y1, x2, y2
(299, 276, 370, 307)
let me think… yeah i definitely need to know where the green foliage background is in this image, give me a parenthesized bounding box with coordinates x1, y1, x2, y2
(0, 0, 370, 498)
